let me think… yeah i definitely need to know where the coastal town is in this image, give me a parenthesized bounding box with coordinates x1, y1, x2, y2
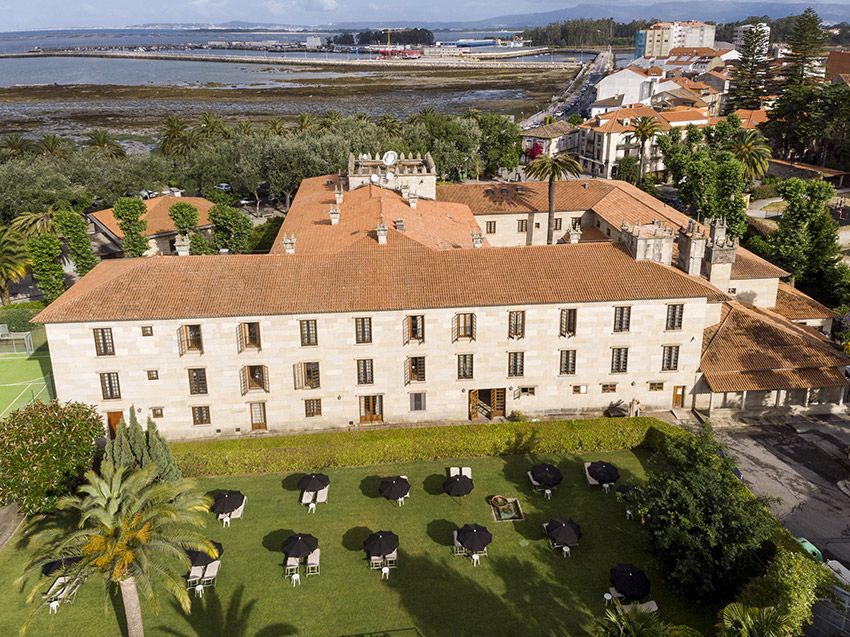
(1, 5, 850, 637)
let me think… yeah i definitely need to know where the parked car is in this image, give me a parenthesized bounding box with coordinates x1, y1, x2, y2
(238, 197, 254, 207)
(140, 189, 156, 200)
(215, 183, 233, 192)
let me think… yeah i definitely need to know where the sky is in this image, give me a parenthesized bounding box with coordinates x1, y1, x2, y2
(0, 0, 836, 31)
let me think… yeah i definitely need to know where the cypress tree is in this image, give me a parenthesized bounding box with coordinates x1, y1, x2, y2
(125, 406, 151, 468)
(146, 419, 181, 481)
(112, 420, 135, 467)
(785, 8, 828, 87)
(728, 23, 772, 112)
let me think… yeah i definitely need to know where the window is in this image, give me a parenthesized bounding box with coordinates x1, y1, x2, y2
(573, 384, 587, 394)
(485, 221, 496, 234)
(294, 362, 320, 389)
(457, 354, 474, 380)
(357, 359, 374, 385)
(662, 345, 680, 371)
(305, 399, 322, 418)
(405, 356, 426, 384)
(238, 322, 261, 351)
(179, 324, 203, 355)
(519, 386, 535, 396)
(666, 304, 684, 331)
(300, 320, 318, 346)
(100, 372, 121, 399)
(403, 315, 425, 344)
(151, 407, 163, 419)
(601, 383, 617, 393)
(410, 392, 426, 411)
(250, 402, 267, 428)
(146, 370, 159, 381)
(188, 369, 208, 395)
(508, 311, 525, 339)
(560, 308, 577, 337)
(192, 406, 211, 426)
(453, 313, 476, 341)
(141, 326, 153, 337)
(611, 347, 629, 373)
(560, 350, 576, 375)
(241, 365, 269, 394)
(517, 219, 527, 233)
(508, 352, 524, 377)
(93, 328, 114, 356)
(355, 317, 372, 344)
(649, 382, 664, 391)
(613, 307, 631, 333)
(553, 218, 562, 231)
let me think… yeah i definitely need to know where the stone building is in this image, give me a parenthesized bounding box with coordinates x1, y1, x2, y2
(36, 154, 848, 439)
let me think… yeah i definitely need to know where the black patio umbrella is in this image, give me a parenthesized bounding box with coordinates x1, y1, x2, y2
(363, 531, 399, 558)
(443, 475, 474, 497)
(610, 563, 651, 601)
(544, 518, 582, 546)
(457, 524, 492, 552)
(379, 476, 410, 500)
(41, 556, 82, 577)
(187, 541, 223, 567)
(530, 463, 563, 488)
(298, 473, 330, 493)
(588, 461, 620, 484)
(210, 490, 245, 515)
(282, 533, 319, 558)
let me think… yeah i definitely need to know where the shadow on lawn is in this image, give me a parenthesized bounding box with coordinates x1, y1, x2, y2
(341, 526, 372, 553)
(359, 475, 383, 498)
(421, 474, 445, 496)
(281, 474, 302, 492)
(262, 529, 297, 557)
(156, 585, 296, 637)
(425, 519, 456, 547)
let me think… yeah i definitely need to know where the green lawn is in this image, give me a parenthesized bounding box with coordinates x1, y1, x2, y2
(0, 327, 53, 418)
(0, 452, 716, 637)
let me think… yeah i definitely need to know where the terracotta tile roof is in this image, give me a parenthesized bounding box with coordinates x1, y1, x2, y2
(668, 47, 718, 57)
(732, 108, 768, 129)
(730, 250, 788, 280)
(522, 121, 575, 139)
(90, 196, 214, 240)
(772, 282, 838, 321)
(592, 95, 625, 108)
(578, 105, 671, 134)
(827, 51, 850, 79)
(656, 107, 710, 124)
(700, 301, 848, 392)
(33, 241, 723, 324)
(270, 176, 484, 255)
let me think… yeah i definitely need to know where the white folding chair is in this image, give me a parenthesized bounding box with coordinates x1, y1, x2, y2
(384, 550, 398, 568)
(186, 565, 204, 587)
(306, 549, 320, 576)
(461, 467, 472, 479)
(285, 556, 299, 578)
(369, 556, 383, 570)
(201, 560, 220, 587)
(316, 487, 329, 504)
(448, 467, 460, 477)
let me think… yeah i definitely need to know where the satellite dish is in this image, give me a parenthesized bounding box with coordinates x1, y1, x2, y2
(361, 153, 370, 160)
(385, 171, 395, 181)
(370, 174, 380, 184)
(382, 150, 398, 166)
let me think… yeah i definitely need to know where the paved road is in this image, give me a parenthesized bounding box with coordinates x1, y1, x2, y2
(713, 414, 850, 564)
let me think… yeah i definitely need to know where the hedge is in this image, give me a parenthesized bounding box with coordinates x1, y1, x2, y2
(171, 417, 682, 477)
(0, 301, 46, 332)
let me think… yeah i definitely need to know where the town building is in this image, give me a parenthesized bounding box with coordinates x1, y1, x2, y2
(635, 22, 716, 58)
(826, 50, 850, 86)
(520, 121, 577, 163)
(733, 23, 771, 51)
(35, 154, 848, 439)
(89, 195, 215, 258)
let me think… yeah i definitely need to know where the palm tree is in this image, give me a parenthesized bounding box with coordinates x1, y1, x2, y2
(717, 603, 794, 637)
(236, 121, 254, 136)
(627, 116, 662, 181)
(160, 115, 188, 156)
(37, 134, 70, 158)
(0, 226, 29, 305)
(727, 129, 772, 182)
(377, 114, 401, 139)
(10, 206, 59, 237)
(596, 603, 671, 636)
(85, 129, 126, 158)
(296, 113, 314, 133)
(196, 112, 227, 139)
(264, 117, 288, 137)
(321, 110, 341, 130)
(524, 152, 583, 244)
(21, 463, 213, 637)
(0, 133, 34, 159)
(176, 129, 201, 157)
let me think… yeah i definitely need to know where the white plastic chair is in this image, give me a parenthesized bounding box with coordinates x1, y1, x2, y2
(448, 467, 460, 477)
(471, 553, 480, 567)
(49, 600, 60, 614)
(194, 584, 205, 598)
(461, 467, 472, 479)
(291, 573, 301, 587)
(229, 497, 246, 521)
(381, 566, 390, 580)
(308, 502, 316, 514)
(201, 560, 220, 586)
(316, 487, 329, 504)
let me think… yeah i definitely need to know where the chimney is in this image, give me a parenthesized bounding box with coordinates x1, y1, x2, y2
(394, 218, 405, 232)
(569, 227, 582, 244)
(471, 232, 483, 248)
(376, 221, 388, 245)
(703, 218, 737, 292)
(329, 206, 340, 225)
(676, 220, 706, 276)
(409, 191, 418, 209)
(174, 234, 190, 256)
(334, 187, 344, 205)
(282, 234, 296, 255)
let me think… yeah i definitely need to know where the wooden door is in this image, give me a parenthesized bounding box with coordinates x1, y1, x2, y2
(106, 411, 123, 437)
(672, 386, 686, 409)
(468, 390, 479, 421)
(492, 389, 506, 418)
(360, 395, 383, 423)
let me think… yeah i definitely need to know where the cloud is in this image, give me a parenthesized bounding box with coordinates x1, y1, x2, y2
(189, 0, 228, 9)
(263, 0, 337, 15)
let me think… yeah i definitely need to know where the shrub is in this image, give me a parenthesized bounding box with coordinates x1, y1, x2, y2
(752, 182, 780, 200)
(104, 406, 182, 481)
(0, 400, 104, 514)
(507, 410, 526, 422)
(27, 233, 65, 303)
(0, 300, 46, 332)
(54, 208, 98, 277)
(171, 417, 682, 477)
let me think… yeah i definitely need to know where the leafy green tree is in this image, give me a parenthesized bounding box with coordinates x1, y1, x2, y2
(209, 204, 252, 254)
(595, 603, 672, 636)
(678, 150, 719, 221)
(0, 157, 72, 223)
(728, 23, 772, 111)
(377, 114, 402, 139)
(189, 231, 215, 255)
(638, 425, 775, 601)
(247, 216, 284, 254)
(85, 129, 126, 158)
(615, 156, 640, 184)
(470, 112, 521, 176)
(10, 207, 60, 237)
(0, 226, 30, 305)
(0, 401, 104, 515)
(54, 209, 98, 277)
(21, 463, 213, 637)
(525, 153, 583, 244)
(784, 8, 829, 87)
(717, 603, 795, 637)
(727, 129, 772, 182)
(27, 233, 65, 303)
(567, 114, 584, 126)
(715, 152, 749, 237)
(112, 197, 149, 258)
(168, 201, 199, 238)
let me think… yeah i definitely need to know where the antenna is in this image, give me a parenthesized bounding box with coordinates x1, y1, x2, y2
(382, 150, 398, 166)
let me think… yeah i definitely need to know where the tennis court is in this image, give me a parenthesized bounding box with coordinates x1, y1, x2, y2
(0, 327, 53, 417)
